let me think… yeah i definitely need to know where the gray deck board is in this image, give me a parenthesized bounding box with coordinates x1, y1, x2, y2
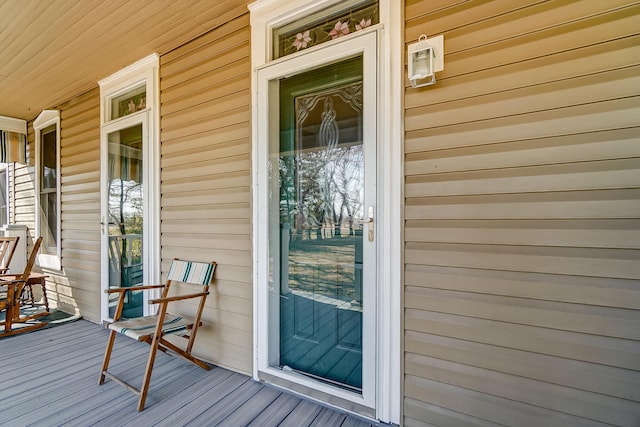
(279, 399, 324, 427)
(246, 391, 301, 426)
(311, 407, 348, 426)
(214, 385, 282, 426)
(0, 319, 380, 426)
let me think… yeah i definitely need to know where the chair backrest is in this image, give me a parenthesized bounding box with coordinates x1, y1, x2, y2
(0, 236, 19, 273)
(167, 259, 217, 286)
(16, 237, 42, 282)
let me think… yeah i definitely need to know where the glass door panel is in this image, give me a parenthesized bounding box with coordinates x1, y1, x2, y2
(106, 124, 143, 319)
(273, 56, 366, 391)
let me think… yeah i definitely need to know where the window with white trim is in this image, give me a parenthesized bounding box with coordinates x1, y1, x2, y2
(34, 110, 61, 269)
(98, 54, 161, 320)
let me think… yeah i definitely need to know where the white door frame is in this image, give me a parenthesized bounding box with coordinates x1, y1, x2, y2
(250, 1, 402, 422)
(98, 54, 160, 322)
(255, 29, 378, 409)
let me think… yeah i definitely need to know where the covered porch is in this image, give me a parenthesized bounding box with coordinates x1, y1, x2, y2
(0, 320, 379, 426)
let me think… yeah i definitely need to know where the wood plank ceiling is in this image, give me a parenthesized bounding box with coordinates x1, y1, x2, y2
(0, 0, 249, 121)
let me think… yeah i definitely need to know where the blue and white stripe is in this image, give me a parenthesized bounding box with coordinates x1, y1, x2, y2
(109, 313, 192, 340)
(168, 260, 216, 286)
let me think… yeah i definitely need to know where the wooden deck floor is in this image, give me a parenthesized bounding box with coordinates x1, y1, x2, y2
(0, 319, 380, 427)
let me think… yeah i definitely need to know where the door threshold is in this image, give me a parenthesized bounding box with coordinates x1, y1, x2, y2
(259, 369, 375, 419)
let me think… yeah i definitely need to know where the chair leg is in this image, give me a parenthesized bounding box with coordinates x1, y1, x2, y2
(137, 333, 162, 411)
(40, 281, 50, 312)
(99, 330, 117, 385)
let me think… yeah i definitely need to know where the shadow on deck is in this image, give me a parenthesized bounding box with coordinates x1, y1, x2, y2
(0, 319, 380, 426)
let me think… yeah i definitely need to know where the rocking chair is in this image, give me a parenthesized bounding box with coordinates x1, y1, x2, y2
(0, 236, 19, 274)
(0, 237, 44, 337)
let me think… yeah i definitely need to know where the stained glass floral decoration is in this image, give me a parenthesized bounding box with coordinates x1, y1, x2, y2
(273, 0, 379, 59)
(110, 84, 147, 120)
(329, 21, 350, 39)
(293, 30, 312, 51)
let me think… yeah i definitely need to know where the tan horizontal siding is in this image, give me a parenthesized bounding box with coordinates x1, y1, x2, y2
(406, 35, 640, 110)
(406, 330, 640, 402)
(14, 88, 101, 320)
(405, 308, 640, 371)
(405, 218, 640, 248)
(407, 352, 639, 426)
(405, 98, 639, 152)
(405, 285, 640, 339)
(52, 270, 100, 319)
(403, 0, 640, 425)
(162, 31, 249, 86)
(406, 67, 639, 130)
(405, 190, 640, 221)
(160, 1, 249, 64)
(405, 127, 640, 174)
(405, 264, 640, 309)
(161, 125, 250, 155)
(160, 12, 252, 374)
(407, 2, 639, 80)
(57, 87, 101, 320)
(405, 242, 638, 279)
(404, 376, 610, 427)
(162, 78, 250, 125)
(408, 0, 635, 51)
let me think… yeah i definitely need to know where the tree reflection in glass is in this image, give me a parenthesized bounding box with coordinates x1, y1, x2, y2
(277, 58, 365, 390)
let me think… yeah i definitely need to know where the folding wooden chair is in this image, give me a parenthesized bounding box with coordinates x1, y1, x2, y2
(0, 237, 44, 337)
(99, 258, 217, 411)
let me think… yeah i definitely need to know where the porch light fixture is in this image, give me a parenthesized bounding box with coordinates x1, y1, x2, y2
(407, 34, 444, 88)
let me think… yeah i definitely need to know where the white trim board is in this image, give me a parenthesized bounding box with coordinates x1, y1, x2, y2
(0, 116, 27, 134)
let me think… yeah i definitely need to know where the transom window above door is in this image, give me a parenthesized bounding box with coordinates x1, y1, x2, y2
(272, 0, 378, 59)
(109, 84, 146, 121)
(100, 54, 157, 126)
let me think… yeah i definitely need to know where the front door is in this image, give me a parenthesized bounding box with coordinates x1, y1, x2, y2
(278, 55, 369, 391)
(101, 113, 147, 320)
(257, 32, 378, 407)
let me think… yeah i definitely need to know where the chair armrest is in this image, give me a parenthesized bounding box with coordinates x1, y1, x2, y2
(149, 291, 209, 305)
(0, 277, 24, 285)
(104, 285, 166, 294)
(0, 273, 24, 278)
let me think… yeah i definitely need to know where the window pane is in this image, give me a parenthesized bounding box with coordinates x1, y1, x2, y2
(39, 123, 59, 256)
(40, 125, 57, 191)
(107, 124, 144, 318)
(271, 57, 365, 390)
(272, 0, 378, 59)
(40, 192, 58, 252)
(110, 84, 146, 120)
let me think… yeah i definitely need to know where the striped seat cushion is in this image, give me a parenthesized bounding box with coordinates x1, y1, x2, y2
(109, 313, 194, 341)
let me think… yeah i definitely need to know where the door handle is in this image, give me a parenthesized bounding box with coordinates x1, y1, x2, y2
(356, 206, 374, 242)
